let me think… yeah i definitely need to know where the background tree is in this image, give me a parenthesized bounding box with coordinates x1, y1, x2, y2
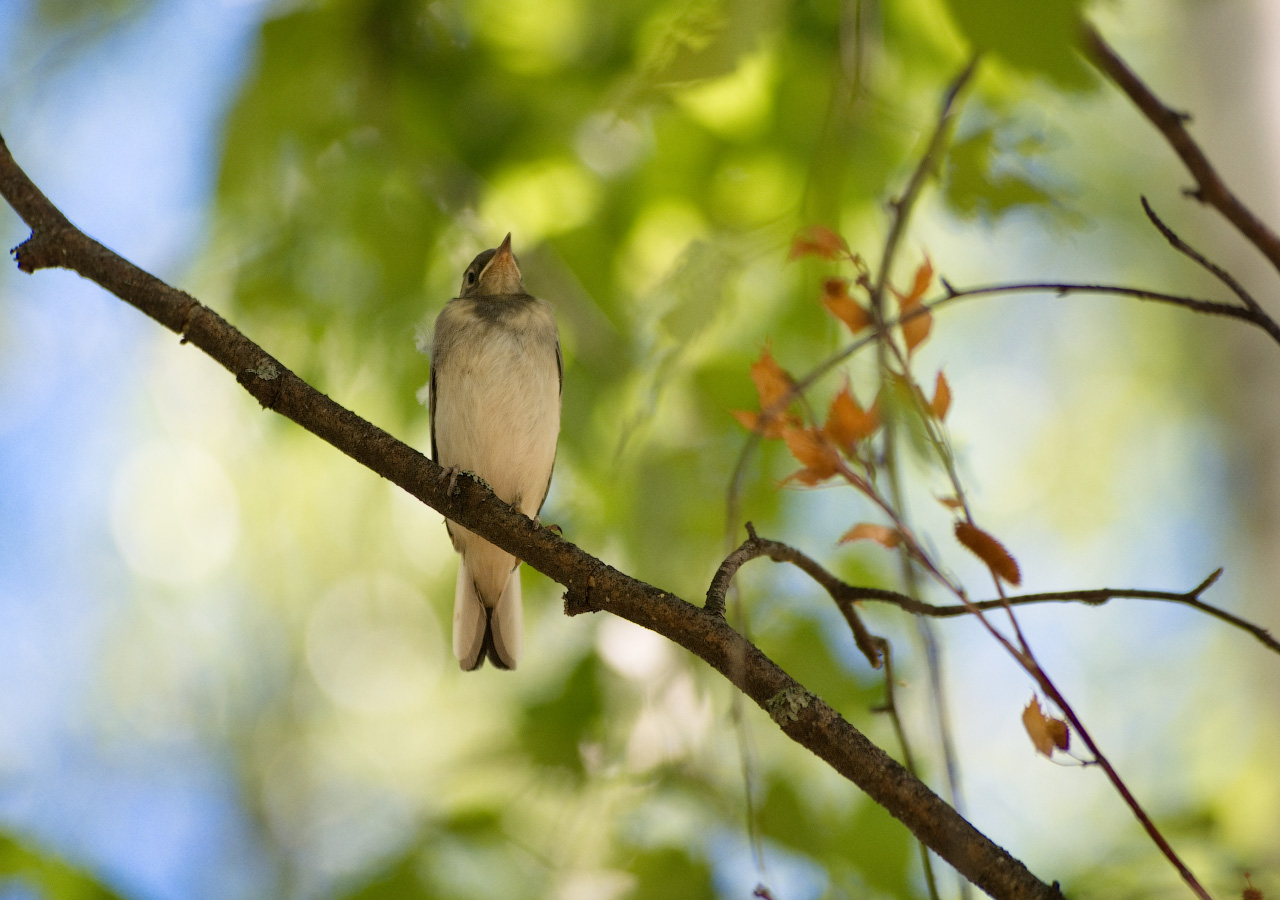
(0, 0, 1277, 899)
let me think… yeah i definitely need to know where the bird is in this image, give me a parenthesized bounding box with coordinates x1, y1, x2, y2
(426, 234, 562, 670)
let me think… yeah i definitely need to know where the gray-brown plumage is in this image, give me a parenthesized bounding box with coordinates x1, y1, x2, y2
(426, 234, 561, 670)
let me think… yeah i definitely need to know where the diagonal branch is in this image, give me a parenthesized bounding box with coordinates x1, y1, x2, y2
(1138, 197, 1280, 340)
(0, 132, 1063, 900)
(1081, 22, 1280, 281)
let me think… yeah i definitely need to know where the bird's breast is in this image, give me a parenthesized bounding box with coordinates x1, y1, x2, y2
(431, 297, 561, 516)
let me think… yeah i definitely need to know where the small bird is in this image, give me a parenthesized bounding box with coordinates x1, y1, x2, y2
(426, 234, 562, 670)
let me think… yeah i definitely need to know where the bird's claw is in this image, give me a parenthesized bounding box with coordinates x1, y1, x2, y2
(440, 465, 463, 496)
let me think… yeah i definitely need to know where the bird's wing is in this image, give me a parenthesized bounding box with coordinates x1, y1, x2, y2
(556, 336, 563, 397)
(428, 363, 439, 462)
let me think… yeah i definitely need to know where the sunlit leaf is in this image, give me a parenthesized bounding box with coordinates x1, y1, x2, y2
(822, 278, 871, 334)
(954, 521, 1022, 585)
(839, 523, 901, 548)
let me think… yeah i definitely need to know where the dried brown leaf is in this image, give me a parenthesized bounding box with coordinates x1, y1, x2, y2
(1022, 697, 1070, 757)
(788, 225, 849, 261)
(750, 345, 793, 411)
(839, 523, 902, 548)
(781, 426, 842, 485)
(822, 278, 871, 333)
(955, 521, 1022, 586)
(824, 382, 880, 453)
(930, 370, 952, 420)
(892, 257, 934, 356)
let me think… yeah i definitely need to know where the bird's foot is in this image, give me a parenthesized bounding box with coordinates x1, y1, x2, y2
(439, 464, 463, 496)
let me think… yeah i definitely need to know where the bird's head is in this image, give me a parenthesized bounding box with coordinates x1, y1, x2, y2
(459, 233, 525, 298)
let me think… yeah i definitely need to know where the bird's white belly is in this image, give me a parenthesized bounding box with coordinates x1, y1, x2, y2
(433, 329, 560, 517)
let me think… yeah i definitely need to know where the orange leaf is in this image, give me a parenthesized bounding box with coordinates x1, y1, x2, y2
(824, 382, 880, 452)
(822, 278, 870, 333)
(781, 426, 842, 484)
(892, 257, 934, 356)
(936, 496, 964, 511)
(750, 345, 794, 411)
(900, 302, 932, 356)
(906, 256, 934, 305)
(954, 521, 1022, 586)
(929, 370, 952, 420)
(732, 408, 799, 440)
(788, 225, 849, 261)
(839, 523, 901, 548)
(732, 409, 763, 433)
(1022, 698, 1070, 757)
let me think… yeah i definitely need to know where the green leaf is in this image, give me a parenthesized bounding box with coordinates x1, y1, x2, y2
(941, 0, 1094, 90)
(518, 655, 606, 775)
(626, 847, 714, 900)
(0, 833, 125, 900)
(945, 126, 1055, 221)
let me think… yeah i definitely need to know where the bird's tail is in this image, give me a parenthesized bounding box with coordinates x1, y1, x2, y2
(453, 559, 523, 671)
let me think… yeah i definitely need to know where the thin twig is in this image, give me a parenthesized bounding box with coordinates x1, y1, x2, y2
(707, 525, 883, 669)
(1081, 22, 1280, 282)
(841, 568, 1276, 655)
(868, 58, 978, 900)
(870, 55, 979, 316)
(1028, 663, 1213, 900)
(872, 636, 941, 900)
(1139, 197, 1280, 338)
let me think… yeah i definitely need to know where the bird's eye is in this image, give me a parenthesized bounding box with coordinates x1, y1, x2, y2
(466, 270, 477, 285)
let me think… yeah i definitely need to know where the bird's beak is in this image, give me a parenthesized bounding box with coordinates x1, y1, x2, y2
(481, 232, 522, 291)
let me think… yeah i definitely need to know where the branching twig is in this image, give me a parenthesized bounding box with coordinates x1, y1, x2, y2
(1138, 197, 1280, 337)
(870, 55, 978, 316)
(1081, 22, 1280, 283)
(0, 133, 1066, 900)
(936, 278, 1268, 328)
(710, 526, 943, 899)
(708, 524, 883, 669)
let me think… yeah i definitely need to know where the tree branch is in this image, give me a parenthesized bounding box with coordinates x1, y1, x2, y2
(1081, 22, 1280, 281)
(1138, 196, 1280, 335)
(0, 133, 1063, 900)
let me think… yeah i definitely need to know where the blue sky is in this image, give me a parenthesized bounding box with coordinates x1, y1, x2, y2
(0, 3, 273, 898)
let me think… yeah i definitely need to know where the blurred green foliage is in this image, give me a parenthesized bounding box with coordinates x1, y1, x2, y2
(0, 832, 125, 900)
(203, 0, 1088, 896)
(16, 0, 1130, 897)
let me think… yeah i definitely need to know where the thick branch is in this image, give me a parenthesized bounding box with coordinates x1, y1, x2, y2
(1082, 22, 1280, 280)
(0, 134, 1062, 900)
